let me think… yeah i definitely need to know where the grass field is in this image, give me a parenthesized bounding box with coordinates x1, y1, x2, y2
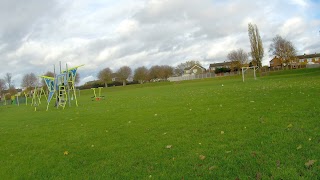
(1, 68, 320, 179)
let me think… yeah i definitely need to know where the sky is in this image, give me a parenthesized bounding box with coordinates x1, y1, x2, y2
(0, 0, 319, 87)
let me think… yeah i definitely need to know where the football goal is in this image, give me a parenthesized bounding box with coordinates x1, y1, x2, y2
(241, 66, 259, 82)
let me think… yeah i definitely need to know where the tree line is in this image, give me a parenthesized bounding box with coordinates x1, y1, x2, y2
(97, 65, 175, 87)
(79, 60, 203, 89)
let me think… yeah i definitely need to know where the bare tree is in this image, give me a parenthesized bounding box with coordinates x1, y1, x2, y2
(0, 79, 6, 94)
(98, 68, 113, 87)
(8, 85, 17, 96)
(4, 73, 13, 88)
(134, 66, 149, 84)
(149, 65, 174, 80)
(269, 35, 297, 68)
(227, 49, 249, 71)
(175, 60, 202, 76)
(161, 65, 174, 79)
(21, 73, 38, 89)
(248, 23, 264, 67)
(117, 66, 132, 86)
(148, 65, 161, 80)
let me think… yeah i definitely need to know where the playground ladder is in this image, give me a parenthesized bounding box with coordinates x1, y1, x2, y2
(58, 85, 67, 109)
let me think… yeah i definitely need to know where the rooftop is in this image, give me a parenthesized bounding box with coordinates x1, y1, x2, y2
(296, 53, 320, 59)
(209, 62, 231, 67)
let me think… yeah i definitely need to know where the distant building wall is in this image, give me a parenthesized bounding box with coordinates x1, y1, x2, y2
(306, 64, 320, 68)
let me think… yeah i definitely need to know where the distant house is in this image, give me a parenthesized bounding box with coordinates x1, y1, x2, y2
(269, 53, 320, 68)
(183, 64, 206, 76)
(111, 73, 120, 82)
(269, 56, 282, 68)
(296, 53, 320, 64)
(111, 73, 133, 82)
(208, 62, 231, 72)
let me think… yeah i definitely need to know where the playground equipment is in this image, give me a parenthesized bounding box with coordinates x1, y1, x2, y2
(1, 94, 17, 106)
(31, 86, 43, 111)
(31, 88, 42, 105)
(41, 63, 84, 111)
(1, 91, 34, 107)
(38, 87, 47, 100)
(91, 87, 105, 101)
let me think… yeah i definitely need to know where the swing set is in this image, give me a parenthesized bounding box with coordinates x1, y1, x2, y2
(91, 87, 105, 101)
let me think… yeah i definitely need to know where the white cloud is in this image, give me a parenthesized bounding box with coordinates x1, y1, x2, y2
(207, 37, 237, 59)
(97, 46, 121, 62)
(116, 19, 140, 37)
(290, 0, 309, 8)
(80, 75, 95, 85)
(280, 17, 305, 37)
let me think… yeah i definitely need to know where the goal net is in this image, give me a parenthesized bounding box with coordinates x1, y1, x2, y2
(241, 66, 259, 82)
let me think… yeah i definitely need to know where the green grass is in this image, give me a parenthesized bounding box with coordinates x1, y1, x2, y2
(1, 68, 320, 179)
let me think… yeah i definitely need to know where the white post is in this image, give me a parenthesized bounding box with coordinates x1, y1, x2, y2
(66, 63, 71, 107)
(254, 66, 256, 80)
(242, 67, 245, 82)
(16, 95, 19, 106)
(54, 64, 59, 109)
(59, 61, 62, 74)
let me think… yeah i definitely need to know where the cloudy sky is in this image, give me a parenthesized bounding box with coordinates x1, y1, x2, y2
(0, 0, 319, 87)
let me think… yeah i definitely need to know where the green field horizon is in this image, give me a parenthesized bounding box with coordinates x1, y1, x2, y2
(1, 68, 319, 179)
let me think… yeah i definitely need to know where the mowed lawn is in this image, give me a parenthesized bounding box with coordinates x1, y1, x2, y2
(0, 68, 319, 179)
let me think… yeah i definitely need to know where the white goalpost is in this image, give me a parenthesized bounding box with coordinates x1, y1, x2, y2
(242, 66, 259, 82)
